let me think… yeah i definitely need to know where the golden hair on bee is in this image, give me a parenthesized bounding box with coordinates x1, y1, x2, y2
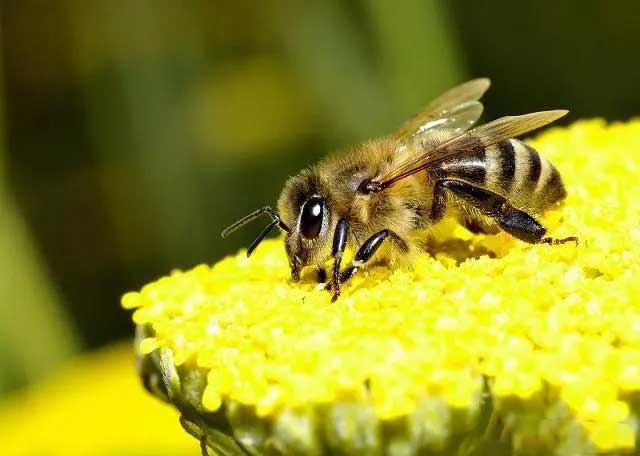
(222, 78, 576, 300)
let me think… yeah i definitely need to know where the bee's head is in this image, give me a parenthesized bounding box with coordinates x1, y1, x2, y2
(283, 195, 329, 280)
(221, 169, 334, 281)
(278, 171, 333, 281)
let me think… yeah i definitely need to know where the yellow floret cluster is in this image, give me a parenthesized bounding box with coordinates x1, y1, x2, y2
(124, 119, 640, 455)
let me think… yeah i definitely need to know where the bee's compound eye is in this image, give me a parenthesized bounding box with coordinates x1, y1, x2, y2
(300, 197, 325, 239)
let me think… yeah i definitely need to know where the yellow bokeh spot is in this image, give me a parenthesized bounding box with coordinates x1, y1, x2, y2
(0, 344, 194, 456)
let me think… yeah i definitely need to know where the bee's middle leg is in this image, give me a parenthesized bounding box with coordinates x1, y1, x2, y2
(327, 228, 408, 301)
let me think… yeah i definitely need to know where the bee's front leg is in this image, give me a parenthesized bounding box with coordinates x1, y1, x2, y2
(327, 218, 348, 299)
(327, 228, 407, 302)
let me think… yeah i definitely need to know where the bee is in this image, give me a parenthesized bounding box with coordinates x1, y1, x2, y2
(222, 79, 576, 300)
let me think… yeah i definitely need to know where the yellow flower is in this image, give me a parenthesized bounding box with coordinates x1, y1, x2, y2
(0, 344, 195, 456)
(124, 120, 640, 455)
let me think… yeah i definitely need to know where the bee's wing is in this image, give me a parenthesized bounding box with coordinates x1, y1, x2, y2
(380, 110, 568, 188)
(392, 78, 491, 142)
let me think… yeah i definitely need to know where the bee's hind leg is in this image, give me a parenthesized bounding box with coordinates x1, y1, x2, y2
(327, 228, 408, 302)
(438, 180, 577, 245)
(492, 199, 578, 245)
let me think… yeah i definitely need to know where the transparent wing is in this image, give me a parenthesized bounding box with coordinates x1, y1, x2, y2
(380, 110, 568, 188)
(392, 78, 491, 142)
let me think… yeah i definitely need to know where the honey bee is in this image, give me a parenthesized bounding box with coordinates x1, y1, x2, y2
(222, 79, 576, 300)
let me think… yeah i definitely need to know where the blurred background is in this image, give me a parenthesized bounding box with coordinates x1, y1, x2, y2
(1, 0, 639, 454)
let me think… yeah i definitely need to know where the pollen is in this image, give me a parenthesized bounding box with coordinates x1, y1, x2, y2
(124, 119, 640, 454)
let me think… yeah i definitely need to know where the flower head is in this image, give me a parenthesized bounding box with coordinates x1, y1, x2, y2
(124, 120, 640, 455)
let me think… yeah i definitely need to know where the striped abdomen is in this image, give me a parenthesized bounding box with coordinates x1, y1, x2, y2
(437, 139, 566, 211)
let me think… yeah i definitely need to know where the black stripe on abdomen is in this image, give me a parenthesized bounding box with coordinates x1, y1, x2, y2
(498, 140, 516, 180)
(438, 146, 487, 186)
(494, 140, 516, 194)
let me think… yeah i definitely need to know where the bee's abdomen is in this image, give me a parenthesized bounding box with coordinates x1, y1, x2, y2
(485, 139, 566, 208)
(437, 139, 566, 209)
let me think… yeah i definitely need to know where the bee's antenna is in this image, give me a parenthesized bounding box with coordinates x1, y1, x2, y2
(221, 206, 290, 257)
(246, 219, 279, 257)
